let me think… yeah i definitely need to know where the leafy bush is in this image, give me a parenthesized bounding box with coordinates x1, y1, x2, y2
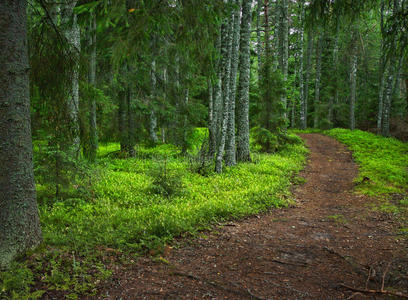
(250, 126, 279, 152)
(148, 159, 184, 198)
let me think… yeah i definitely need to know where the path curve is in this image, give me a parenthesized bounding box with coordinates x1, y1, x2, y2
(97, 134, 408, 299)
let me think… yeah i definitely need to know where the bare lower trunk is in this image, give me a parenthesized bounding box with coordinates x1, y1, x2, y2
(313, 33, 322, 129)
(225, 0, 241, 167)
(150, 60, 159, 143)
(298, 0, 305, 129)
(0, 0, 42, 269)
(303, 28, 313, 129)
(237, 0, 253, 162)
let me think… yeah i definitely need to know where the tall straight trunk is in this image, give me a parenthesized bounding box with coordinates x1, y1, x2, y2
(89, 13, 98, 161)
(263, 0, 273, 130)
(349, 26, 358, 130)
(150, 60, 159, 143)
(61, 0, 81, 157)
(393, 54, 404, 117)
(213, 33, 223, 151)
(291, 68, 297, 128)
(298, 0, 305, 129)
(118, 89, 128, 153)
(216, 3, 234, 173)
(329, 22, 339, 128)
(303, 28, 313, 129)
(313, 33, 323, 129)
(279, 0, 289, 123)
(225, 0, 241, 167)
(237, 0, 253, 162)
(382, 62, 395, 136)
(0, 0, 42, 269)
(377, 0, 386, 132)
(256, 0, 263, 81)
(208, 78, 216, 157)
(127, 82, 135, 157)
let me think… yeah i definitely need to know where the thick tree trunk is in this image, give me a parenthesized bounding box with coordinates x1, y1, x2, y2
(225, 0, 241, 167)
(237, 0, 253, 162)
(0, 0, 42, 269)
(89, 13, 98, 161)
(382, 63, 395, 136)
(313, 33, 323, 129)
(216, 5, 233, 173)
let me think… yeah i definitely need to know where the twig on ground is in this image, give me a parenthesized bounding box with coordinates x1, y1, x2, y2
(271, 259, 308, 267)
(340, 284, 408, 298)
(381, 261, 392, 292)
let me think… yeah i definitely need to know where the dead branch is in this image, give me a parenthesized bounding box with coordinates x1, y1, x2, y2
(340, 284, 408, 299)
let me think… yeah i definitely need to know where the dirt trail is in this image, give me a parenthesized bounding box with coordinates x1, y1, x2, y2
(98, 134, 408, 299)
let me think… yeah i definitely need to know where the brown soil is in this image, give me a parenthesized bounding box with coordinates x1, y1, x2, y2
(95, 134, 408, 299)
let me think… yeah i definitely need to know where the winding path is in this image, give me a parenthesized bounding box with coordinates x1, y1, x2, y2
(98, 134, 408, 299)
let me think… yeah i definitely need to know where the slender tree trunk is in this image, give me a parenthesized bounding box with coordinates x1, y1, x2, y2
(256, 0, 263, 82)
(0, 0, 42, 269)
(61, 0, 81, 157)
(237, 0, 253, 162)
(291, 69, 297, 128)
(89, 13, 98, 161)
(377, 0, 386, 133)
(349, 25, 358, 131)
(303, 28, 313, 129)
(119, 88, 128, 153)
(298, 0, 305, 129)
(329, 22, 339, 128)
(279, 0, 289, 123)
(150, 60, 159, 143)
(216, 3, 234, 173)
(314, 33, 323, 129)
(208, 78, 216, 157)
(225, 0, 241, 167)
(382, 62, 395, 136)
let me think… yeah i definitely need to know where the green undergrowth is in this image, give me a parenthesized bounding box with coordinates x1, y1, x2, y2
(1, 132, 307, 299)
(324, 128, 408, 196)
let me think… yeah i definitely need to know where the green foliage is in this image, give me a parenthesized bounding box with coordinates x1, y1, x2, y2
(250, 128, 303, 153)
(325, 128, 408, 196)
(148, 160, 184, 198)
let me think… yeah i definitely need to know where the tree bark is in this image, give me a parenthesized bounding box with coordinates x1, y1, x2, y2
(314, 32, 323, 129)
(237, 0, 253, 162)
(279, 0, 289, 124)
(89, 13, 98, 161)
(225, 0, 241, 167)
(298, 0, 305, 129)
(256, 0, 263, 82)
(303, 28, 313, 129)
(61, 0, 81, 157)
(216, 3, 234, 173)
(0, 0, 42, 269)
(150, 60, 159, 143)
(329, 22, 339, 128)
(349, 25, 358, 131)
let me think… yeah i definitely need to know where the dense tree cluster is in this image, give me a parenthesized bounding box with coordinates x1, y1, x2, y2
(0, 0, 407, 268)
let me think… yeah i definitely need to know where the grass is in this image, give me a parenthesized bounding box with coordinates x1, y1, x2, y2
(1, 131, 308, 299)
(323, 128, 408, 196)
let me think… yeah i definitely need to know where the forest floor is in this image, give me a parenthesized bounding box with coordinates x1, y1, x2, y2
(95, 134, 408, 300)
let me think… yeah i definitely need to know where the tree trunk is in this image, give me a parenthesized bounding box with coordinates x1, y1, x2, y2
(303, 28, 313, 129)
(216, 4, 234, 173)
(279, 0, 289, 124)
(89, 13, 98, 161)
(0, 0, 42, 269)
(298, 0, 305, 129)
(225, 0, 241, 167)
(377, 0, 386, 133)
(256, 0, 263, 82)
(237, 0, 253, 162)
(349, 26, 358, 131)
(313, 33, 323, 129)
(150, 60, 159, 143)
(61, 0, 81, 157)
(208, 78, 216, 157)
(329, 22, 339, 128)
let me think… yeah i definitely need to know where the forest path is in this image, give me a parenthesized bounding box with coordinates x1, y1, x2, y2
(97, 134, 408, 300)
